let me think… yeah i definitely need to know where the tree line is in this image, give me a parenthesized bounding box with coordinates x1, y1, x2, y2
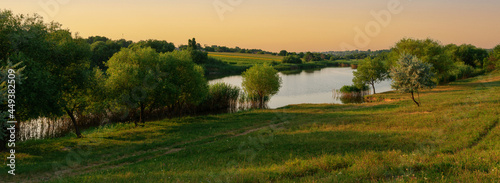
(350, 38, 500, 106)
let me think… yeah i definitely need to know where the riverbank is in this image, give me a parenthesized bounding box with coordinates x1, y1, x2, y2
(1, 71, 499, 182)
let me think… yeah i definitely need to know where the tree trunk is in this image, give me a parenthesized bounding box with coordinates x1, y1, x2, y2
(139, 103, 145, 126)
(411, 91, 420, 107)
(65, 108, 82, 138)
(371, 80, 376, 94)
(259, 94, 264, 109)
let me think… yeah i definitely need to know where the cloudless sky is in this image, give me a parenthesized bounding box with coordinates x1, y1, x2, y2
(2, 0, 500, 52)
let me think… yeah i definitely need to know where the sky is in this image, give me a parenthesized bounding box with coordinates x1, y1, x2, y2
(2, 0, 500, 52)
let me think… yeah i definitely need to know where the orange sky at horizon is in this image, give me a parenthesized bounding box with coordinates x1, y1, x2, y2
(2, 0, 500, 52)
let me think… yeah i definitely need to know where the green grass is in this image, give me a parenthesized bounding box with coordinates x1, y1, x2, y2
(2, 72, 500, 182)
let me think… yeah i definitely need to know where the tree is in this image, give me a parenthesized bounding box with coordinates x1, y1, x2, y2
(279, 50, 288, 56)
(129, 39, 175, 53)
(390, 38, 453, 83)
(155, 51, 208, 113)
(106, 48, 208, 125)
(390, 54, 436, 106)
(106, 47, 162, 126)
(353, 53, 388, 94)
(48, 29, 92, 138)
(304, 52, 313, 62)
(454, 44, 488, 67)
(282, 55, 302, 64)
(242, 64, 282, 108)
(188, 38, 198, 50)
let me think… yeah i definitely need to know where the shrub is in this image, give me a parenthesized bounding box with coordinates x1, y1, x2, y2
(339, 85, 369, 93)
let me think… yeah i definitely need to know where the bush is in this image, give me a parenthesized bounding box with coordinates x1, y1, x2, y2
(339, 85, 369, 93)
(282, 55, 303, 64)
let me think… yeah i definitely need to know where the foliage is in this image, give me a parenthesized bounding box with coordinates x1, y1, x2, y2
(242, 64, 282, 108)
(390, 53, 436, 106)
(483, 44, 500, 71)
(278, 50, 288, 56)
(446, 44, 488, 68)
(129, 39, 175, 53)
(105, 47, 163, 125)
(390, 38, 453, 83)
(339, 84, 369, 93)
(89, 39, 132, 70)
(352, 53, 389, 94)
(282, 55, 303, 64)
(106, 48, 208, 125)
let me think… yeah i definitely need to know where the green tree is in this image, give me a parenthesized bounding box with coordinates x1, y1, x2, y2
(390, 38, 453, 83)
(454, 44, 488, 67)
(390, 54, 436, 106)
(106, 47, 161, 126)
(129, 39, 175, 53)
(282, 55, 302, 64)
(353, 53, 388, 94)
(48, 29, 92, 138)
(106, 48, 208, 125)
(484, 44, 500, 71)
(242, 64, 282, 108)
(155, 51, 208, 113)
(279, 50, 288, 56)
(0, 10, 75, 122)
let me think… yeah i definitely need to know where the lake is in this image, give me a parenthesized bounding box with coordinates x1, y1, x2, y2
(209, 67, 393, 109)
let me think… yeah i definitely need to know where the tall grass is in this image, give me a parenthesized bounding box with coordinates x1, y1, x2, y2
(197, 82, 241, 113)
(333, 85, 371, 104)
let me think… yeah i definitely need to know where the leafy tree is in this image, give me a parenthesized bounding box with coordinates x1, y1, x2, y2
(129, 39, 175, 53)
(304, 52, 313, 62)
(279, 50, 288, 56)
(0, 10, 66, 120)
(282, 55, 302, 64)
(484, 44, 500, 71)
(48, 30, 92, 138)
(106, 47, 161, 126)
(86, 36, 110, 44)
(106, 48, 208, 125)
(156, 51, 208, 112)
(353, 53, 388, 94)
(454, 44, 488, 67)
(390, 38, 453, 83)
(390, 54, 436, 106)
(242, 64, 282, 108)
(188, 38, 198, 50)
(90, 39, 133, 70)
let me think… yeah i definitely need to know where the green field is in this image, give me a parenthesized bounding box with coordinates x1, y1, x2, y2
(2, 72, 500, 182)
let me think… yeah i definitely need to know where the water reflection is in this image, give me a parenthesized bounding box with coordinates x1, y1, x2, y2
(209, 67, 392, 109)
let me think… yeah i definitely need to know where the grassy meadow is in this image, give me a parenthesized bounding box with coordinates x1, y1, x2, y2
(1, 71, 499, 182)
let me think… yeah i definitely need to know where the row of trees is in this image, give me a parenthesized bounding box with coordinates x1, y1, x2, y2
(0, 10, 284, 148)
(351, 38, 500, 106)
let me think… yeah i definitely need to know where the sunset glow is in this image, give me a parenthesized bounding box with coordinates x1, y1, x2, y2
(2, 0, 500, 52)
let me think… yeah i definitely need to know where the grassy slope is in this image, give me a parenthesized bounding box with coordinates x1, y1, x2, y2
(2, 72, 500, 182)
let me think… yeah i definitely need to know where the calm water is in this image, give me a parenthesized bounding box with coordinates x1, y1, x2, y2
(209, 67, 393, 109)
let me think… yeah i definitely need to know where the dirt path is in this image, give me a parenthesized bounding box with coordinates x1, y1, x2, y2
(17, 121, 286, 182)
